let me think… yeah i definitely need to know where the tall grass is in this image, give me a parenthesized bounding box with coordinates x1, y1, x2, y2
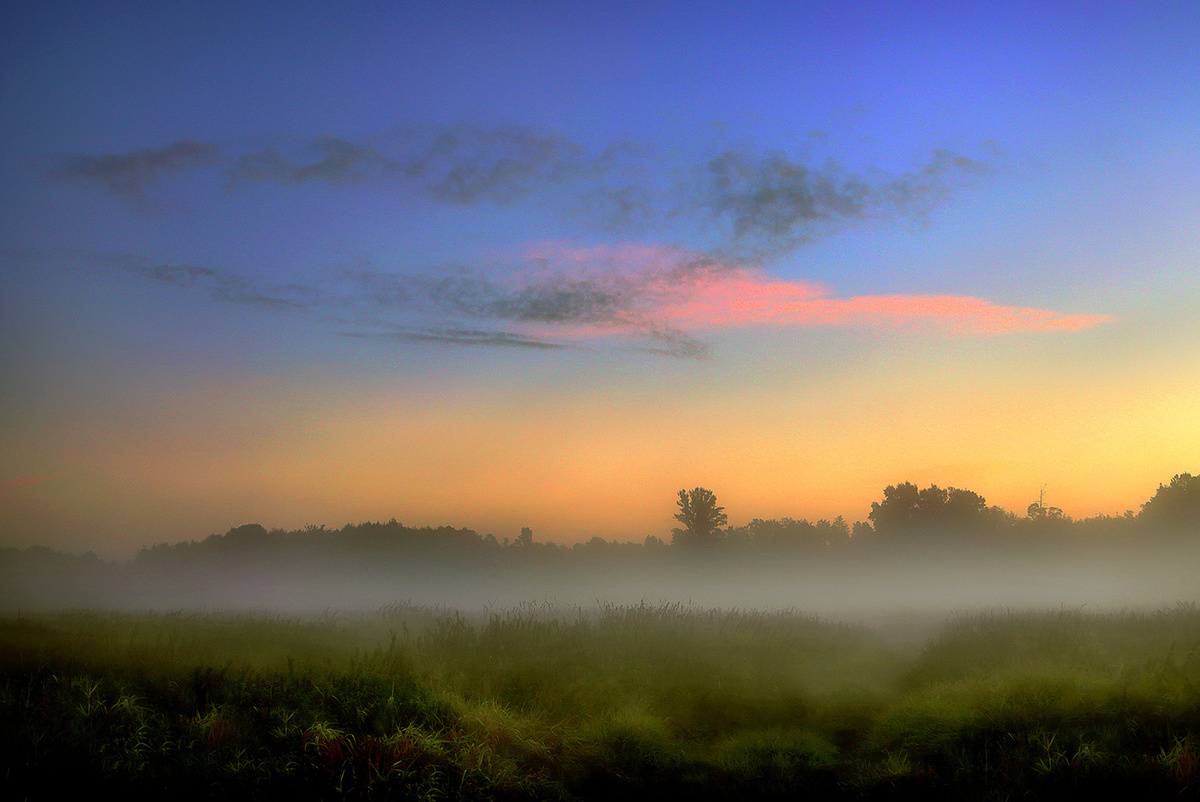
(2, 603, 1199, 799)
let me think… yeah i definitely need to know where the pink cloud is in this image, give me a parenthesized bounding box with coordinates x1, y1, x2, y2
(509, 241, 1112, 339)
(661, 274, 1112, 333)
(820, 294, 1113, 334)
(657, 272, 828, 327)
(641, 263, 1110, 335)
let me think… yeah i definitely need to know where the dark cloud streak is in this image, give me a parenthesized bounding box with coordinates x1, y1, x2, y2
(335, 262, 707, 357)
(224, 125, 590, 206)
(39, 124, 1007, 358)
(135, 261, 313, 311)
(52, 250, 709, 358)
(699, 147, 992, 259)
(338, 326, 566, 350)
(52, 126, 999, 259)
(50, 140, 218, 210)
(225, 136, 402, 187)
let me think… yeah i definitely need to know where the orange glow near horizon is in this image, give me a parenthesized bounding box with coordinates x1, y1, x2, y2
(4, 339, 1195, 560)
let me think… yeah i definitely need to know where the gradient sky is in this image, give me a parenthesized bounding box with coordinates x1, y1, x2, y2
(3, 1, 1199, 557)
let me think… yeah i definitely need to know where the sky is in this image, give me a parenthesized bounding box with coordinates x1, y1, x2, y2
(2, 1, 1199, 558)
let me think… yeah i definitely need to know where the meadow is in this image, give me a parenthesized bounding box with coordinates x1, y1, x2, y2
(2, 602, 1199, 800)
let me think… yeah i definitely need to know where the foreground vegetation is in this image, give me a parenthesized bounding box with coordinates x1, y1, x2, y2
(3, 603, 1200, 800)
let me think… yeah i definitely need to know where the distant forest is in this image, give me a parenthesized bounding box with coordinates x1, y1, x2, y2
(7, 472, 1200, 569)
(3, 473, 1198, 610)
(130, 471, 1200, 556)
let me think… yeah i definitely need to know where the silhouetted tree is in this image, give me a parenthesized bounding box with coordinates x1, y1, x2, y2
(745, 517, 821, 551)
(1026, 486, 1064, 521)
(1140, 473, 1200, 530)
(870, 482, 1004, 538)
(851, 520, 874, 543)
(1027, 501, 1064, 519)
(868, 482, 921, 534)
(820, 515, 852, 547)
(207, 523, 272, 553)
(672, 487, 728, 546)
(944, 487, 989, 522)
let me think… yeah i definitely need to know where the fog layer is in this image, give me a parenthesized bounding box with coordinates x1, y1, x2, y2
(5, 526, 1198, 630)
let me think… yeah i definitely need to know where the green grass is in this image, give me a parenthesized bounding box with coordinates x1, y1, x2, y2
(2, 603, 1199, 799)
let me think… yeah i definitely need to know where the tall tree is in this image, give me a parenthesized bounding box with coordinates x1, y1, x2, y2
(1140, 473, 1200, 530)
(672, 487, 728, 546)
(868, 482, 921, 534)
(870, 482, 1001, 538)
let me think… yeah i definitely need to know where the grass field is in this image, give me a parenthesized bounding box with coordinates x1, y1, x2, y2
(2, 602, 1199, 800)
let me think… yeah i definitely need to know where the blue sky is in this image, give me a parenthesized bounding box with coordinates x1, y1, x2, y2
(2, 1, 1199, 555)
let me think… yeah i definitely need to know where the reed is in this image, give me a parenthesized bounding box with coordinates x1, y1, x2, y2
(2, 602, 1198, 799)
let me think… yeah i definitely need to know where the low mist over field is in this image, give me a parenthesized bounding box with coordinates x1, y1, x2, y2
(5, 478, 1199, 627)
(6, 541, 1198, 624)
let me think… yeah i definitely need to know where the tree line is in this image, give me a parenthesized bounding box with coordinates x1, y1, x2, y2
(129, 470, 1200, 567)
(671, 472, 1200, 549)
(3, 473, 1197, 580)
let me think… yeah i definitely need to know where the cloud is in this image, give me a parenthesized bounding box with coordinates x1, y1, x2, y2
(657, 271, 1113, 334)
(421, 126, 586, 205)
(696, 146, 992, 259)
(28, 244, 1113, 359)
(225, 136, 400, 187)
(332, 257, 704, 356)
(509, 243, 1112, 337)
(224, 125, 590, 205)
(68, 251, 621, 353)
(338, 326, 565, 350)
(634, 329, 712, 360)
(811, 294, 1113, 334)
(219, 128, 995, 256)
(133, 261, 315, 310)
(329, 242, 1110, 355)
(52, 126, 994, 260)
(50, 140, 218, 209)
(61, 245, 713, 357)
(32, 118, 1103, 358)
(704, 151, 870, 239)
